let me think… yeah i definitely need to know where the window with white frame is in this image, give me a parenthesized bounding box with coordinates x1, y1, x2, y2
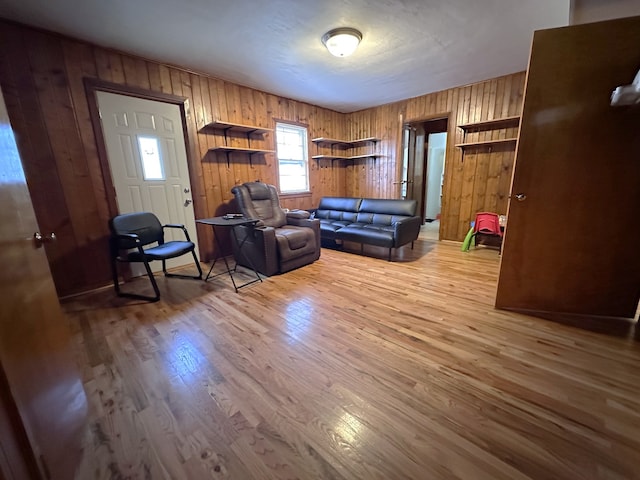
(275, 122, 309, 193)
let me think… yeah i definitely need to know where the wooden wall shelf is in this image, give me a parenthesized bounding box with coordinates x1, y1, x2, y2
(312, 136, 380, 147)
(312, 153, 380, 161)
(201, 119, 273, 166)
(457, 116, 520, 159)
(455, 138, 518, 149)
(458, 116, 520, 131)
(200, 120, 273, 136)
(209, 146, 275, 155)
(209, 146, 274, 166)
(312, 136, 380, 165)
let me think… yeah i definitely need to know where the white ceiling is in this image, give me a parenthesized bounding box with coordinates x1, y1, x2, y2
(0, 0, 570, 112)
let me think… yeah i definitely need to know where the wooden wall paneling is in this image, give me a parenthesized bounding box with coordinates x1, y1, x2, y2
(93, 47, 113, 81)
(443, 85, 468, 240)
(253, 90, 274, 186)
(501, 73, 515, 118)
(238, 86, 257, 185)
(62, 40, 110, 224)
(61, 40, 114, 287)
(441, 88, 458, 235)
(26, 31, 101, 294)
(487, 78, 498, 125)
(107, 51, 125, 84)
(168, 66, 183, 97)
(180, 70, 210, 260)
(221, 82, 242, 202)
(122, 56, 150, 90)
(147, 62, 162, 92)
(195, 78, 217, 260)
(186, 72, 207, 212)
(208, 78, 230, 212)
(157, 64, 173, 94)
(484, 150, 501, 214)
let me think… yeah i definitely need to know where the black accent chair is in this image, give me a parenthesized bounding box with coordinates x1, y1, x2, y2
(108, 212, 202, 302)
(231, 182, 321, 276)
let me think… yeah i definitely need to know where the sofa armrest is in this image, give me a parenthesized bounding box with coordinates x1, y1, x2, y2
(393, 216, 422, 247)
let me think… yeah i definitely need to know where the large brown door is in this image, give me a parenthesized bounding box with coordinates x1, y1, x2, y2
(0, 88, 87, 477)
(496, 17, 640, 319)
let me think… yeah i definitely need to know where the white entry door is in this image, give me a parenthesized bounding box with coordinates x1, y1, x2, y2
(97, 91, 198, 274)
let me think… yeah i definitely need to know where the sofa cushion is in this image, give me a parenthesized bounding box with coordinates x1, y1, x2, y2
(319, 219, 352, 240)
(335, 224, 396, 248)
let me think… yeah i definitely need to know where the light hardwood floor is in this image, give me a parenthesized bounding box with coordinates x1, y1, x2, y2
(65, 237, 640, 479)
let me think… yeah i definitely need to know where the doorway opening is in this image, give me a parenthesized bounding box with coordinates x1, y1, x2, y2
(402, 117, 448, 240)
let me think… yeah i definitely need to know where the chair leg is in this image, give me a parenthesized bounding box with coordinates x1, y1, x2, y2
(411, 241, 414, 250)
(142, 259, 161, 302)
(112, 259, 160, 302)
(110, 254, 121, 296)
(192, 251, 203, 278)
(388, 248, 392, 261)
(163, 250, 204, 280)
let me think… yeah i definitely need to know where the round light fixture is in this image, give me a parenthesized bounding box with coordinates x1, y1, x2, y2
(321, 28, 362, 57)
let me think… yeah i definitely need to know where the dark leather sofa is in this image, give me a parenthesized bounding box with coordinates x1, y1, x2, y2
(311, 197, 421, 260)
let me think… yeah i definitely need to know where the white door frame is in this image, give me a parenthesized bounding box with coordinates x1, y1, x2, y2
(86, 80, 201, 271)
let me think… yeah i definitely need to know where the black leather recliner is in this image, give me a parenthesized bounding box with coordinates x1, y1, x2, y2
(230, 182, 321, 276)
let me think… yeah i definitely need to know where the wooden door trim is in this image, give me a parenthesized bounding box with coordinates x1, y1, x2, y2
(403, 114, 451, 225)
(83, 78, 195, 220)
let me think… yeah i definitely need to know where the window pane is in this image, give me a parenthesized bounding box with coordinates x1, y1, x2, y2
(138, 136, 164, 180)
(276, 123, 308, 193)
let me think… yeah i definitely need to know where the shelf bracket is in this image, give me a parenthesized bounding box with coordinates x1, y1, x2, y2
(246, 129, 257, 149)
(222, 127, 232, 145)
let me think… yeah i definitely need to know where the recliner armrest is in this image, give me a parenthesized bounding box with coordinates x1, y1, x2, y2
(286, 217, 318, 229)
(393, 216, 422, 247)
(232, 224, 278, 276)
(286, 209, 311, 220)
(285, 218, 321, 254)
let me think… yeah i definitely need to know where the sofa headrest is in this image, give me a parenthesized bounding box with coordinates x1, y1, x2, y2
(360, 198, 417, 217)
(318, 197, 362, 212)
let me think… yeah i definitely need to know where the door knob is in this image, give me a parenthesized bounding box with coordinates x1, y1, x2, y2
(184, 187, 190, 193)
(184, 199, 192, 206)
(33, 232, 56, 248)
(513, 193, 527, 202)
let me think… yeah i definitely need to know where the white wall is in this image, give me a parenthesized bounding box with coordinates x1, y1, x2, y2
(570, 0, 640, 24)
(424, 132, 446, 221)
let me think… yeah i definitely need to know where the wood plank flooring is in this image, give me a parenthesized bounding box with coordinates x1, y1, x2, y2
(65, 237, 640, 479)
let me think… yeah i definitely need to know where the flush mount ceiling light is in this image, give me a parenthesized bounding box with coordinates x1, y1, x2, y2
(321, 28, 362, 57)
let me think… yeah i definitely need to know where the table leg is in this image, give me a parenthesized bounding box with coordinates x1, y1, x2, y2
(204, 224, 262, 292)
